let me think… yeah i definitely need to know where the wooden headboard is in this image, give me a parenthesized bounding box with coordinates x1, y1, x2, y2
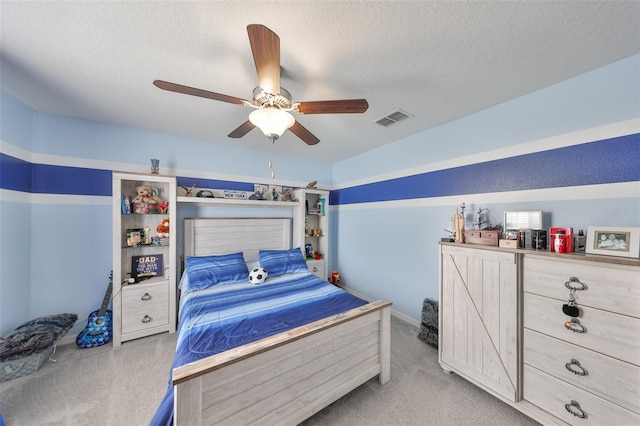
(184, 218, 292, 262)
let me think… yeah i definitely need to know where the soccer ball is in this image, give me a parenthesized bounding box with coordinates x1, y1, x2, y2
(249, 267, 268, 284)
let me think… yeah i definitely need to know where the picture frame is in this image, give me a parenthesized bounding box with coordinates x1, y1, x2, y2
(268, 185, 283, 201)
(249, 184, 269, 200)
(126, 228, 144, 247)
(585, 226, 640, 259)
(281, 186, 296, 202)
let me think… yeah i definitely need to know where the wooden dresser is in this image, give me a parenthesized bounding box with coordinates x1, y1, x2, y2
(439, 243, 640, 425)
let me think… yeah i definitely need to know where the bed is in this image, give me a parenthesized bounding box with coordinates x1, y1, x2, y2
(152, 218, 392, 425)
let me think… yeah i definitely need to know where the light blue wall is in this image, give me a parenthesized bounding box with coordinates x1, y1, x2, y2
(333, 54, 640, 183)
(331, 54, 640, 321)
(0, 92, 33, 334)
(1, 54, 639, 336)
(32, 113, 333, 182)
(0, 95, 333, 336)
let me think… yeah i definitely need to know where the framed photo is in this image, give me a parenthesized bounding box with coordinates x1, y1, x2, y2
(126, 228, 144, 247)
(586, 226, 640, 259)
(269, 185, 283, 201)
(281, 186, 296, 202)
(249, 184, 269, 200)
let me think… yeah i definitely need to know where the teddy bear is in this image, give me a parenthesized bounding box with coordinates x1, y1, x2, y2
(132, 186, 163, 204)
(156, 218, 170, 238)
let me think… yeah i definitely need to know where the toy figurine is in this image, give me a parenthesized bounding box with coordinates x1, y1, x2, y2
(157, 218, 170, 238)
(328, 271, 342, 288)
(451, 207, 465, 243)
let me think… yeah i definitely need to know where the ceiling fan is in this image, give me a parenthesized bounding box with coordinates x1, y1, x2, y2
(153, 24, 369, 146)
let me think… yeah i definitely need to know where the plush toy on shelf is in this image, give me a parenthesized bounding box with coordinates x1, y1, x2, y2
(156, 218, 170, 238)
(131, 186, 166, 214)
(132, 186, 163, 204)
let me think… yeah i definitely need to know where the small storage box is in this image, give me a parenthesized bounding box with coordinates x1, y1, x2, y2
(465, 230, 499, 246)
(0, 346, 54, 382)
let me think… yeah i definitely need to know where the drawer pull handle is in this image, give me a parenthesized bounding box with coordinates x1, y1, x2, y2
(312, 266, 318, 272)
(565, 359, 588, 376)
(564, 319, 587, 333)
(142, 315, 152, 324)
(565, 400, 587, 419)
(141, 293, 152, 301)
(565, 277, 587, 291)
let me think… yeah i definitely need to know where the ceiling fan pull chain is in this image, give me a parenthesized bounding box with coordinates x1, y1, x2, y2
(270, 139, 275, 179)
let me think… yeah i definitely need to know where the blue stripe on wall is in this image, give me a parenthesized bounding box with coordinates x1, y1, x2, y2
(330, 134, 640, 205)
(32, 164, 112, 196)
(176, 177, 254, 192)
(2, 134, 638, 200)
(0, 153, 32, 192)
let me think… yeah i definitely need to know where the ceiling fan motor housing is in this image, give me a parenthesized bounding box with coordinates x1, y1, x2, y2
(252, 87, 292, 109)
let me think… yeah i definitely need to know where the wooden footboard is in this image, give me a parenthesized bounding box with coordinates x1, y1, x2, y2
(172, 299, 392, 425)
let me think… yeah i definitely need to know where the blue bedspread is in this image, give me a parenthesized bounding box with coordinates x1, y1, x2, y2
(150, 271, 367, 425)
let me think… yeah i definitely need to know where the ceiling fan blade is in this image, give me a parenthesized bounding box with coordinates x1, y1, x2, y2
(154, 80, 248, 105)
(289, 121, 320, 146)
(295, 99, 369, 114)
(228, 120, 256, 138)
(247, 24, 281, 96)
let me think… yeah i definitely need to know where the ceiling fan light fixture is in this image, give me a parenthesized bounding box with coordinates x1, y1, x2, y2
(249, 108, 295, 139)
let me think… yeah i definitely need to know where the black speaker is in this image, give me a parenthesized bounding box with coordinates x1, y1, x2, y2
(532, 229, 547, 250)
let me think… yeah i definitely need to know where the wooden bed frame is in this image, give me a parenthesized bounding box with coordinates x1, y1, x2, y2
(172, 218, 392, 425)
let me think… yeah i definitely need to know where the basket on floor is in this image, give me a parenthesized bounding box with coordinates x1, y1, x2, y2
(0, 313, 76, 381)
(417, 298, 438, 348)
(0, 345, 55, 382)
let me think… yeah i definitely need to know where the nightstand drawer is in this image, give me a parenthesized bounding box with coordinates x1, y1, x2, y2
(523, 256, 640, 316)
(524, 364, 640, 425)
(524, 293, 640, 365)
(524, 329, 640, 413)
(122, 281, 169, 334)
(306, 260, 325, 280)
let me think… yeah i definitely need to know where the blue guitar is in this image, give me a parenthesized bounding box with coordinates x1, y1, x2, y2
(76, 273, 113, 348)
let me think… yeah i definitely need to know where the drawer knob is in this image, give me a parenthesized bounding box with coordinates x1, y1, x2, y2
(565, 359, 588, 376)
(312, 266, 318, 272)
(141, 292, 152, 301)
(565, 277, 587, 291)
(564, 400, 587, 419)
(564, 318, 587, 333)
(142, 315, 152, 324)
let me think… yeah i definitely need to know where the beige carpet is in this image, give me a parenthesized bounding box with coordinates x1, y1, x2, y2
(0, 317, 539, 425)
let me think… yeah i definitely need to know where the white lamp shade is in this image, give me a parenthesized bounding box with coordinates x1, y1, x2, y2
(249, 108, 295, 137)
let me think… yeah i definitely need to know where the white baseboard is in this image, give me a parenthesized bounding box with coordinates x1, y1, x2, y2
(58, 334, 77, 347)
(342, 286, 420, 328)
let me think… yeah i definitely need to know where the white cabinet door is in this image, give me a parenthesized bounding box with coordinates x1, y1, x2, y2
(439, 244, 519, 401)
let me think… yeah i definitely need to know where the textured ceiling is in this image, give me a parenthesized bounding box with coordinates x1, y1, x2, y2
(1, 1, 639, 163)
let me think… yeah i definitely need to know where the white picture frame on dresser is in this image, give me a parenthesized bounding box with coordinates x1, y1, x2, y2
(586, 226, 639, 258)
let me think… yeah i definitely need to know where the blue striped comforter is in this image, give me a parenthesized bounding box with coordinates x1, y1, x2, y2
(151, 271, 367, 425)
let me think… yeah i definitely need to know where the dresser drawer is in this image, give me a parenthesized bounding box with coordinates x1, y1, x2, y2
(122, 282, 169, 334)
(524, 364, 640, 425)
(523, 255, 640, 316)
(524, 293, 640, 366)
(524, 329, 640, 413)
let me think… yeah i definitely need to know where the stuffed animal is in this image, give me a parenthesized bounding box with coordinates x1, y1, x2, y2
(156, 218, 170, 238)
(132, 186, 163, 204)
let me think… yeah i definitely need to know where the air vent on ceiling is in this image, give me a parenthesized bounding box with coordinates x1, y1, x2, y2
(375, 109, 412, 127)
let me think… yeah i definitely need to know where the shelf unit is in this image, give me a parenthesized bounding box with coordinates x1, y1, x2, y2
(112, 172, 177, 346)
(293, 188, 329, 280)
